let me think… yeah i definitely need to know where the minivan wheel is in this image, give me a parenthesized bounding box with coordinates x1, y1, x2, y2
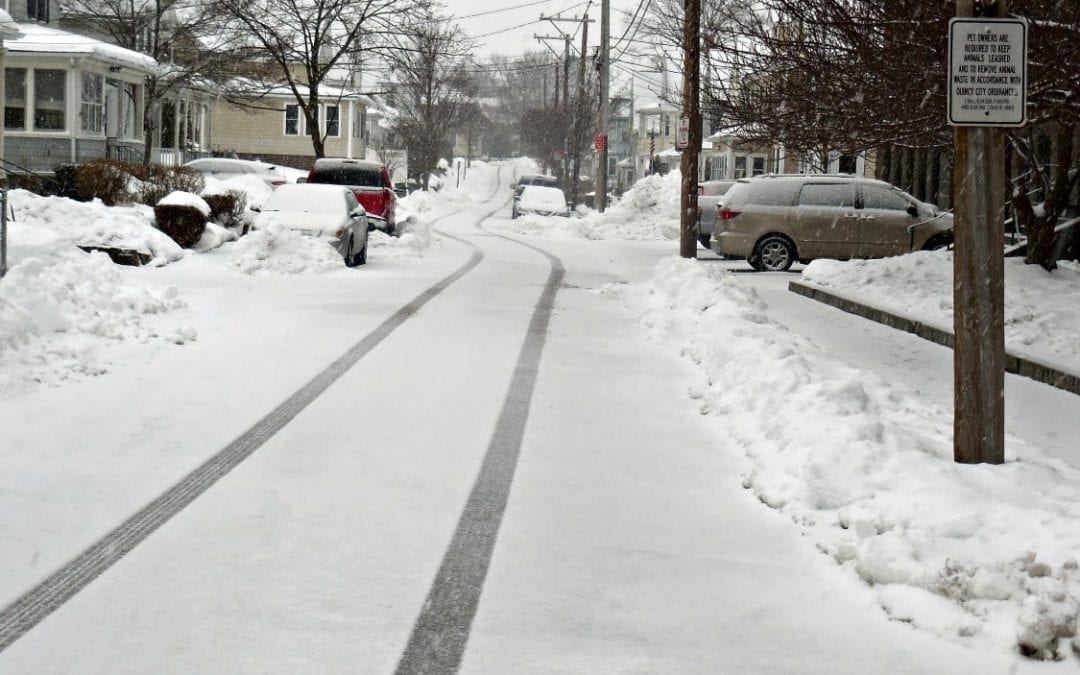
(923, 233, 952, 251)
(752, 235, 796, 272)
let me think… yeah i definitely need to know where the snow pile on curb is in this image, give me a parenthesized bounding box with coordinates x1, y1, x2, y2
(638, 256, 1080, 661)
(803, 254, 1080, 373)
(401, 160, 503, 218)
(229, 224, 345, 275)
(502, 170, 682, 241)
(10, 190, 183, 264)
(0, 248, 191, 394)
(200, 174, 273, 209)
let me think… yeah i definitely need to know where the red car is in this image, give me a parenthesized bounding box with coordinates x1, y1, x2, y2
(306, 158, 397, 235)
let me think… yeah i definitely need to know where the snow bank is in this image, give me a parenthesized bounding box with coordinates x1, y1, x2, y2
(638, 257, 1080, 660)
(401, 160, 503, 216)
(802, 254, 1080, 374)
(500, 170, 682, 241)
(229, 224, 345, 275)
(200, 174, 274, 209)
(9, 190, 183, 264)
(0, 249, 191, 394)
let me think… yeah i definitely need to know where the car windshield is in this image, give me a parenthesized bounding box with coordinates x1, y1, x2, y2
(262, 186, 346, 213)
(309, 165, 384, 187)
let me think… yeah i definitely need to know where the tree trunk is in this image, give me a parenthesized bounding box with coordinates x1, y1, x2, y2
(142, 80, 159, 166)
(1016, 193, 1057, 271)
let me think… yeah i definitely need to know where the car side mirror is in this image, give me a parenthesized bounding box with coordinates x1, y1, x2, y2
(907, 204, 919, 217)
(350, 207, 366, 218)
(249, 205, 261, 213)
(296, 177, 307, 184)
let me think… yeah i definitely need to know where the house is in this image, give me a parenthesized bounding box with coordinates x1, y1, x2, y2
(54, 0, 214, 166)
(209, 82, 369, 170)
(700, 131, 776, 181)
(2, 12, 157, 175)
(635, 103, 679, 178)
(0, 8, 20, 171)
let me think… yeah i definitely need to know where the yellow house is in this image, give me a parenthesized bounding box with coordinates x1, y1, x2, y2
(211, 83, 369, 171)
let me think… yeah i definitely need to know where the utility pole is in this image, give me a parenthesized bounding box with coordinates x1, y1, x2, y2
(679, 0, 701, 258)
(594, 0, 610, 212)
(564, 36, 571, 108)
(541, 14, 593, 207)
(554, 61, 560, 108)
(951, 0, 1009, 464)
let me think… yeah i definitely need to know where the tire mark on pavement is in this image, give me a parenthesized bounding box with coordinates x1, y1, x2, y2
(395, 227, 565, 674)
(0, 176, 509, 655)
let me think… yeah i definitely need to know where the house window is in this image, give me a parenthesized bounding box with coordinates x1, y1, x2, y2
(80, 72, 104, 134)
(5, 68, 26, 130)
(734, 156, 747, 178)
(34, 70, 66, 131)
(325, 104, 339, 137)
(284, 104, 300, 135)
(27, 0, 48, 22)
(663, 114, 670, 136)
(353, 108, 365, 139)
(752, 156, 765, 176)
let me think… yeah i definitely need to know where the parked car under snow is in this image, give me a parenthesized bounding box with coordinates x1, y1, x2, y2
(513, 185, 570, 218)
(250, 184, 370, 267)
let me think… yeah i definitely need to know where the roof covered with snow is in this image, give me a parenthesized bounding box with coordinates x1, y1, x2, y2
(6, 23, 158, 72)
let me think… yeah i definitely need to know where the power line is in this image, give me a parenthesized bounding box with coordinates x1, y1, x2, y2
(466, 0, 591, 40)
(456, 0, 561, 20)
(611, 0, 651, 56)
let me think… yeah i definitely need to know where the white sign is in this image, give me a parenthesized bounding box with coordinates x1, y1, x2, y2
(948, 18, 1027, 127)
(676, 115, 689, 150)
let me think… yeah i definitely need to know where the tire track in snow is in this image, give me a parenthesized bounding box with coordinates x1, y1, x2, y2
(0, 170, 510, 655)
(396, 220, 565, 674)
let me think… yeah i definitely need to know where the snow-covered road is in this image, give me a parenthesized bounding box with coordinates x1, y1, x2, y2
(0, 164, 1070, 673)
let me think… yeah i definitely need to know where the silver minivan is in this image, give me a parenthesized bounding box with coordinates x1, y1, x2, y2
(711, 175, 953, 271)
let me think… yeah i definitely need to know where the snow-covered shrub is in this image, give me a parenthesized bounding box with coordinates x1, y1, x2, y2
(154, 192, 210, 248)
(202, 190, 248, 230)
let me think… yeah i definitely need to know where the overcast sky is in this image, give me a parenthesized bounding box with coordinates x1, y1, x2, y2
(443, 0, 643, 59)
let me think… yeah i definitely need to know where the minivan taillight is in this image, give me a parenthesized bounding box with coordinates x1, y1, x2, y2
(718, 208, 741, 220)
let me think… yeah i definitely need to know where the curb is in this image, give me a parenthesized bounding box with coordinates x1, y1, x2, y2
(788, 280, 1080, 397)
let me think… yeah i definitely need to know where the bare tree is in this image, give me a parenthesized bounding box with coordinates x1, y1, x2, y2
(62, 0, 241, 164)
(213, 0, 422, 158)
(384, 7, 476, 189)
(702, 0, 1080, 268)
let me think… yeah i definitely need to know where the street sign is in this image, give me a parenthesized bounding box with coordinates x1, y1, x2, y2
(947, 18, 1027, 127)
(594, 133, 606, 151)
(676, 115, 689, 150)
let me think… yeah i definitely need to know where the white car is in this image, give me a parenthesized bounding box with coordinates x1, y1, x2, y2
(513, 185, 570, 218)
(251, 184, 370, 266)
(184, 158, 290, 188)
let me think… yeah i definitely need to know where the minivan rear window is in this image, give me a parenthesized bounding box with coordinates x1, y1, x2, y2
(798, 183, 855, 208)
(310, 166, 384, 187)
(725, 181, 799, 207)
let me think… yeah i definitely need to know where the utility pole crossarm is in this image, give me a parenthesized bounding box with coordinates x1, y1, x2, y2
(541, 14, 595, 23)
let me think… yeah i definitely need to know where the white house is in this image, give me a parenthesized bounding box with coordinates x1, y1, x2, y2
(3, 22, 156, 173)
